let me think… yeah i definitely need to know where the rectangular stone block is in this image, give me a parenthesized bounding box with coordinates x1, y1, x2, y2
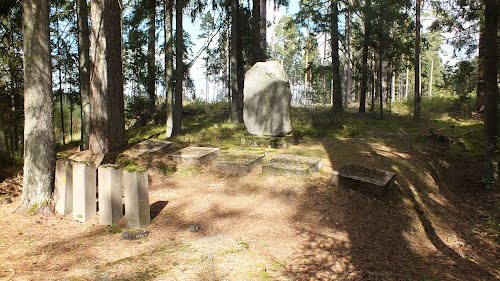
(98, 165, 123, 225)
(263, 154, 322, 176)
(132, 139, 173, 155)
(171, 146, 220, 165)
(54, 159, 73, 215)
(212, 153, 265, 175)
(123, 170, 150, 229)
(72, 162, 97, 223)
(332, 164, 396, 197)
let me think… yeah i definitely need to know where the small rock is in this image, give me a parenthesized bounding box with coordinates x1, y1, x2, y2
(188, 224, 200, 232)
(121, 229, 149, 240)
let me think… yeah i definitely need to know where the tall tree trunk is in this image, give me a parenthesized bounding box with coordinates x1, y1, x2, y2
(414, 0, 421, 118)
(331, 0, 342, 112)
(476, 17, 486, 112)
(252, 0, 265, 62)
(89, 0, 126, 154)
(343, 0, 352, 107)
(259, 0, 266, 57)
(483, 0, 498, 183)
(173, 0, 184, 135)
(405, 66, 409, 101)
(77, 0, 91, 151)
(57, 26, 65, 145)
(428, 57, 434, 99)
(18, 0, 55, 213)
(378, 56, 383, 119)
(147, 0, 156, 119)
(165, 0, 174, 137)
(230, 0, 243, 123)
(359, 0, 371, 113)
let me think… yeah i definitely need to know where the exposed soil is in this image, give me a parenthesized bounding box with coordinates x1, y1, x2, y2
(0, 137, 498, 281)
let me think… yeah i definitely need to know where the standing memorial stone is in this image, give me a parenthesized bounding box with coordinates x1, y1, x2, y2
(72, 162, 97, 222)
(123, 170, 150, 228)
(98, 165, 123, 225)
(243, 61, 292, 136)
(54, 159, 73, 215)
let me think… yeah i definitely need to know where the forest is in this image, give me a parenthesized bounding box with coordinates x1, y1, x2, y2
(0, 0, 498, 279)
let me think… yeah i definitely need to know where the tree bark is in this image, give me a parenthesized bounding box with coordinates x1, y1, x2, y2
(428, 58, 434, 99)
(343, 1, 352, 107)
(359, 0, 371, 113)
(414, 0, 421, 118)
(18, 0, 55, 213)
(57, 24, 65, 145)
(230, 0, 243, 123)
(147, 0, 156, 118)
(476, 17, 486, 112)
(173, 0, 184, 135)
(331, 0, 342, 112)
(165, 0, 174, 137)
(259, 0, 266, 57)
(253, 0, 265, 62)
(77, 0, 91, 151)
(89, 0, 126, 154)
(482, 0, 498, 183)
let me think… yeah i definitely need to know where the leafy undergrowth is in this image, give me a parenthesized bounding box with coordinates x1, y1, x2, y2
(0, 103, 498, 280)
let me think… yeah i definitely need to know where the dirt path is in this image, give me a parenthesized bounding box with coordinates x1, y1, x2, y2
(0, 139, 498, 280)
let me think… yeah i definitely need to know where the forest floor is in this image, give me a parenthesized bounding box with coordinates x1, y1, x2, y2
(0, 103, 499, 281)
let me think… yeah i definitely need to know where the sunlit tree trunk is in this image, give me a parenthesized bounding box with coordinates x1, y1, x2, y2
(359, 0, 371, 113)
(343, 0, 352, 106)
(165, 0, 173, 137)
(147, 0, 156, 119)
(18, 0, 55, 213)
(230, 0, 243, 123)
(89, 0, 126, 154)
(173, 0, 184, 135)
(414, 0, 421, 118)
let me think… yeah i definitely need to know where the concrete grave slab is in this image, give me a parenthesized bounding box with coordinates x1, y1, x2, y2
(332, 164, 396, 197)
(72, 162, 97, 223)
(129, 139, 173, 155)
(262, 154, 322, 176)
(212, 153, 265, 175)
(171, 146, 220, 165)
(98, 165, 123, 225)
(54, 159, 73, 216)
(123, 170, 150, 229)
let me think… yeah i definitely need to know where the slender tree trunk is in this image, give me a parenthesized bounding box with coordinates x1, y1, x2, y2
(378, 55, 383, 119)
(230, 0, 243, 123)
(77, 0, 91, 150)
(89, 0, 126, 154)
(57, 27, 65, 145)
(428, 58, 434, 99)
(483, 0, 498, 183)
(343, 0, 352, 107)
(259, 0, 266, 57)
(331, 0, 342, 112)
(18, 0, 55, 213)
(414, 0, 421, 118)
(359, 0, 371, 113)
(405, 66, 409, 101)
(476, 16, 486, 112)
(173, 0, 184, 135)
(253, 0, 265, 62)
(147, 0, 156, 119)
(165, 0, 174, 137)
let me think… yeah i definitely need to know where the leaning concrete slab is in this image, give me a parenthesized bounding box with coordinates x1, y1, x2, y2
(212, 153, 265, 175)
(171, 146, 220, 165)
(54, 159, 73, 215)
(262, 154, 322, 176)
(123, 170, 150, 229)
(331, 164, 396, 197)
(98, 165, 123, 225)
(72, 162, 97, 223)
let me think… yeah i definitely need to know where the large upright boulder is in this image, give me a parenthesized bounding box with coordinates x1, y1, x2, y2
(243, 61, 292, 136)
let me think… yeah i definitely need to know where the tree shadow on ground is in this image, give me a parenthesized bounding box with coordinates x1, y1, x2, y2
(286, 137, 498, 280)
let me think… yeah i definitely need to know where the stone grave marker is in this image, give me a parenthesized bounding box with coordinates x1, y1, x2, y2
(123, 170, 150, 229)
(54, 159, 73, 215)
(243, 61, 292, 136)
(262, 154, 322, 176)
(212, 153, 265, 175)
(171, 146, 220, 165)
(98, 165, 123, 225)
(331, 164, 395, 197)
(72, 162, 97, 223)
